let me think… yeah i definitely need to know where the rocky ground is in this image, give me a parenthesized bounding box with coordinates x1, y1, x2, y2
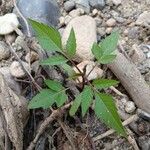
(0, 0, 150, 150)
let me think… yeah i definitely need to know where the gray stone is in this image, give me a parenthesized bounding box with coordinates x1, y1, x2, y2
(64, 0, 75, 12)
(15, 0, 60, 35)
(76, 0, 90, 13)
(89, 0, 105, 10)
(125, 101, 136, 113)
(0, 41, 10, 61)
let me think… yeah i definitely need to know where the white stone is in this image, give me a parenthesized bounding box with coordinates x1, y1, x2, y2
(64, 15, 72, 25)
(136, 11, 150, 26)
(10, 61, 30, 78)
(0, 13, 19, 35)
(112, 0, 121, 6)
(106, 18, 116, 27)
(0, 41, 10, 60)
(59, 16, 65, 26)
(69, 8, 84, 18)
(125, 101, 136, 113)
(62, 15, 97, 61)
(92, 9, 98, 16)
(106, 27, 112, 34)
(73, 61, 103, 82)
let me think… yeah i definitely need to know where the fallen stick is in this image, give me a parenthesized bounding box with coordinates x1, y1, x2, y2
(108, 52, 150, 114)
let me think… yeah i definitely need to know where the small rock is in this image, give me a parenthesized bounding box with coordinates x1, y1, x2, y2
(73, 61, 103, 82)
(25, 51, 39, 63)
(97, 27, 106, 36)
(138, 136, 150, 150)
(64, 0, 75, 12)
(130, 44, 146, 64)
(64, 15, 72, 25)
(89, 0, 105, 10)
(0, 41, 10, 61)
(136, 11, 150, 26)
(0, 13, 19, 35)
(10, 61, 30, 78)
(106, 18, 116, 27)
(106, 27, 112, 34)
(15, 0, 60, 35)
(5, 33, 16, 44)
(59, 16, 65, 26)
(147, 52, 150, 58)
(112, 0, 121, 6)
(0, 67, 21, 94)
(92, 9, 98, 16)
(76, 0, 90, 13)
(69, 8, 84, 18)
(94, 17, 102, 26)
(128, 27, 139, 39)
(62, 15, 97, 61)
(125, 101, 136, 113)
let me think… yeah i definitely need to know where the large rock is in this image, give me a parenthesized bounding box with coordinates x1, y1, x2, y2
(15, 0, 60, 34)
(62, 15, 97, 61)
(136, 11, 150, 26)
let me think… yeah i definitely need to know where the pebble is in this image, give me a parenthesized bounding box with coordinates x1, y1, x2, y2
(0, 67, 21, 94)
(0, 13, 19, 35)
(64, 0, 75, 12)
(106, 18, 116, 27)
(10, 61, 30, 78)
(25, 51, 39, 63)
(94, 17, 102, 26)
(89, 0, 105, 10)
(62, 15, 97, 61)
(15, 0, 60, 35)
(73, 61, 103, 82)
(59, 16, 65, 26)
(5, 33, 16, 44)
(136, 11, 150, 26)
(106, 27, 112, 34)
(69, 9, 81, 17)
(112, 0, 121, 6)
(92, 9, 98, 16)
(76, 0, 90, 13)
(0, 41, 10, 61)
(64, 15, 72, 25)
(125, 101, 136, 113)
(97, 27, 106, 36)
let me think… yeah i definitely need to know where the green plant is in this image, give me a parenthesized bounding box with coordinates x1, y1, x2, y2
(28, 19, 127, 137)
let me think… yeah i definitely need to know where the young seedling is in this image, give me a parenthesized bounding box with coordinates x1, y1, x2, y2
(28, 19, 127, 137)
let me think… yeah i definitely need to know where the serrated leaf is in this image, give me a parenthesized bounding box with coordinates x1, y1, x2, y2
(29, 19, 62, 52)
(69, 94, 82, 116)
(81, 86, 93, 117)
(94, 93, 127, 137)
(99, 31, 119, 55)
(100, 55, 116, 64)
(40, 55, 67, 66)
(61, 64, 76, 77)
(28, 89, 56, 109)
(91, 42, 103, 61)
(66, 28, 76, 58)
(44, 80, 64, 91)
(55, 92, 68, 107)
(93, 79, 119, 89)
